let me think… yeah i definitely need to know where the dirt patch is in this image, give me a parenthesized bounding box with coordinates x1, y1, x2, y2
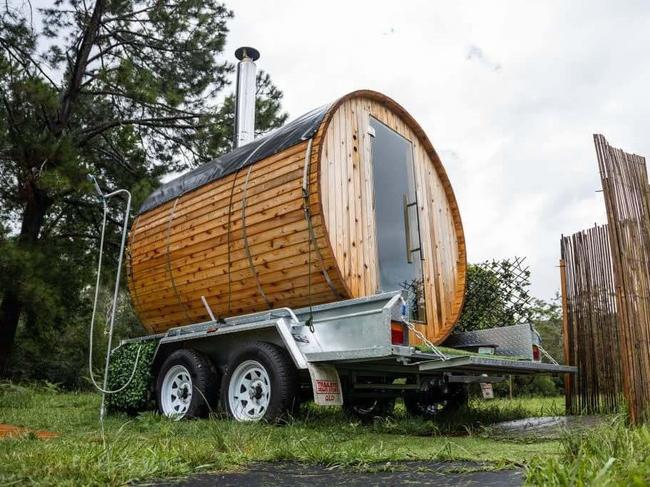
(0, 423, 59, 439)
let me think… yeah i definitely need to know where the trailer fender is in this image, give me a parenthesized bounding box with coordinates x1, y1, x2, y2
(274, 318, 309, 370)
(149, 317, 310, 375)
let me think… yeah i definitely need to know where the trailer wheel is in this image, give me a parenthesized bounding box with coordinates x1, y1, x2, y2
(221, 342, 298, 422)
(404, 380, 468, 418)
(155, 349, 218, 420)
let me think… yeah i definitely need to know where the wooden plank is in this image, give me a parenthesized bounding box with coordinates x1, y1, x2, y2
(336, 105, 349, 288)
(559, 258, 571, 415)
(360, 98, 378, 294)
(351, 99, 366, 295)
(345, 101, 359, 295)
(141, 283, 341, 327)
(137, 261, 343, 316)
(133, 206, 319, 270)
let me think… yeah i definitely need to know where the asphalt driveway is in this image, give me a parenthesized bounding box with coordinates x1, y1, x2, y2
(149, 461, 523, 486)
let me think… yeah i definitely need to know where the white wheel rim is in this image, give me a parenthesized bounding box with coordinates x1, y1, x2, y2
(228, 360, 271, 421)
(161, 364, 193, 419)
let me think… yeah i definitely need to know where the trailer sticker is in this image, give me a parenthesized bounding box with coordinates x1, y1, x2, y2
(308, 364, 343, 406)
(316, 380, 339, 394)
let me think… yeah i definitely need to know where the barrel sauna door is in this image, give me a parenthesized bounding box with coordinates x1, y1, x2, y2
(369, 117, 426, 322)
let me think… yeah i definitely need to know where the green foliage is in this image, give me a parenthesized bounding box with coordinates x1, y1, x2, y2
(530, 294, 564, 363)
(105, 340, 157, 413)
(0, 0, 288, 380)
(526, 417, 650, 485)
(493, 375, 561, 398)
(457, 258, 533, 332)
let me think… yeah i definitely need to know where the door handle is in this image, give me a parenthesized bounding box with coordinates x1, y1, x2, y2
(403, 193, 413, 264)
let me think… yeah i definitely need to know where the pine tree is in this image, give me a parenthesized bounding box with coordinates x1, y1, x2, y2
(0, 0, 287, 375)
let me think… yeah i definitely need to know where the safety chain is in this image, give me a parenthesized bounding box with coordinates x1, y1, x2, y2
(538, 344, 559, 365)
(403, 319, 447, 361)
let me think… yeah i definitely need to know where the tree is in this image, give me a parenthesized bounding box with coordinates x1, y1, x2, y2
(0, 0, 287, 376)
(456, 258, 533, 332)
(530, 293, 564, 364)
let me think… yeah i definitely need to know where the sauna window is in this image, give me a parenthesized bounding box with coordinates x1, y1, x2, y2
(369, 117, 425, 322)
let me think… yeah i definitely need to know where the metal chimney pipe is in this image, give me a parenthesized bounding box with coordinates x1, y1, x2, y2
(233, 46, 260, 148)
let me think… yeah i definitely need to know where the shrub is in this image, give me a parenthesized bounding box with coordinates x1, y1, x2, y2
(105, 340, 157, 413)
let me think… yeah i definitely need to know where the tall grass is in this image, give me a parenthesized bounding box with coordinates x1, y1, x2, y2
(526, 416, 650, 486)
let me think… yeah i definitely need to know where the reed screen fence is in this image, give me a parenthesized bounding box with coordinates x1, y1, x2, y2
(561, 135, 650, 423)
(560, 225, 623, 414)
(595, 134, 650, 424)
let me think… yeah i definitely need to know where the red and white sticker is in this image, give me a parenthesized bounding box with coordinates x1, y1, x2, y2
(308, 364, 343, 406)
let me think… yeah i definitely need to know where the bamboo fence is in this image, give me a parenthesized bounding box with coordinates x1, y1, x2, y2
(595, 134, 650, 424)
(560, 225, 623, 414)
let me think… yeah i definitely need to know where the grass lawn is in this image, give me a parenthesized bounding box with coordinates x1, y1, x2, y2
(0, 384, 560, 486)
(1, 384, 647, 486)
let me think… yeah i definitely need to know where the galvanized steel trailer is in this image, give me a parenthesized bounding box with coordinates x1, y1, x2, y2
(117, 291, 576, 421)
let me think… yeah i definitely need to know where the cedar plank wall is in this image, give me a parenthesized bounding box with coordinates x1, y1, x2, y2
(128, 137, 348, 333)
(128, 90, 466, 343)
(319, 94, 466, 344)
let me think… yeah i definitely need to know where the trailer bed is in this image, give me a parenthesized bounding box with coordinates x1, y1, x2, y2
(121, 291, 576, 378)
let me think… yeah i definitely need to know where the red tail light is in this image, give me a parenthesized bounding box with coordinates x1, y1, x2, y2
(532, 344, 541, 362)
(391, 321, 406, 345)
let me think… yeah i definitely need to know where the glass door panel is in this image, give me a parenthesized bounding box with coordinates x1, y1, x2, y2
(369, 117, 425, 321)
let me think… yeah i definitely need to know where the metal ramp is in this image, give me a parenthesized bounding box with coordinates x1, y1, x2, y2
(418, 354, 576, 375)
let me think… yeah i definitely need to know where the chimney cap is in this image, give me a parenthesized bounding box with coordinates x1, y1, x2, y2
(235, 46, 260, 62)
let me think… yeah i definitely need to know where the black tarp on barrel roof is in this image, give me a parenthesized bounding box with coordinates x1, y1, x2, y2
(138, 103, 331, 214)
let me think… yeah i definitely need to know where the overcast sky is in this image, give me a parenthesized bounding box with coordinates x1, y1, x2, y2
(223, 0, 650, 299)
(25, 0, 650, 299)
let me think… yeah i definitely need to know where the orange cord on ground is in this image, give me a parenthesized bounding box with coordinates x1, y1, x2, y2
(0, 423, 58, 439)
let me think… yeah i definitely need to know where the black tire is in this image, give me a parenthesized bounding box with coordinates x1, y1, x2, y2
(404, 380, 468, 418)
(343, 397, 395, 421)
(220, 342, 298, 422)
(155, 349, 219, 419)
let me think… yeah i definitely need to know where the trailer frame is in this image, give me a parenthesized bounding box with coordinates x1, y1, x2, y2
(116, 291, 576, 420)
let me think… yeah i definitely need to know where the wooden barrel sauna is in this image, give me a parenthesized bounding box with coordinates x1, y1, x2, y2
(127, 90, 466, 344)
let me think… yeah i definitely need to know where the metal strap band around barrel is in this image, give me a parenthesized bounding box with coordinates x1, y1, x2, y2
(241, 164, 272, 308)
(225, 169, 240, 315)
(237, 136, 277, 310)
(302, 138, 344, 299)
(164, 197, 192, 322)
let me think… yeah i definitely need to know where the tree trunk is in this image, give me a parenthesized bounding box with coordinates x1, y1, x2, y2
(0, 0, 105, 375)
(0, 186, 49, 374)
